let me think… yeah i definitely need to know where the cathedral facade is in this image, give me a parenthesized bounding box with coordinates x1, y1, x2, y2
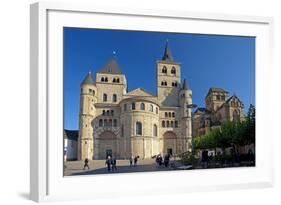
(78, 41, 193, 160)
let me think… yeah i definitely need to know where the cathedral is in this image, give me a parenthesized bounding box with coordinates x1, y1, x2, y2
(192, 88, 245, 138)
(78, 41, 193, 160)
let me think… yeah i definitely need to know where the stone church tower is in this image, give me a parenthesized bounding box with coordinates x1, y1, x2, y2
(157, 40, 181, 107)
(78, 72, 97, 160)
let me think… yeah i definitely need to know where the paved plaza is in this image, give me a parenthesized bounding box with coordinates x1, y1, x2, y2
(64, 159, 183, 176)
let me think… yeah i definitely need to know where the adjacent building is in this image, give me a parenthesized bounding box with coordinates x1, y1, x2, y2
(63, 129, 78, 161)
(193, 88, 245, 137)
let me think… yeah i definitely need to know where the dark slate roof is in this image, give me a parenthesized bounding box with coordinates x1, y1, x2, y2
(98, 57, 123, 74)
(205, 87, 228, 99)
(162, 40, 174, 62)
(63, 129, 79, 141)
(81, 72, 95, 85)
(182, 78, 189, 90)
(194, 107, 212, 114)
(225, 94, 243, 105)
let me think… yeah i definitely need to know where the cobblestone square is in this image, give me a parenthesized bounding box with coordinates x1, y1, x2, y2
(64, 159, 182, 176)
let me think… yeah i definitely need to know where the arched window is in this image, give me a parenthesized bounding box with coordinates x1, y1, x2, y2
(103, 93, 107, 102)
(113, 119, 117, 127)
(164, 81, 167, 86)
(141, 103, 145, 110)
(156, 107, 158, 114)
(111, 110, 114, 116)
(171, 67, 176, 74)
(136, 122, 142, 135)
(162, 66, 167, 74)
(104, 119, 108, 127)
(166, 121, 170, 127)
(101, 77, 105, 82)
(116, 78, 120, 83)
(109, 119, 112, 127)
(99, 119, 103, 127)
(124, 104, 127, 111)
(153, 124, 157, 136)
(149, 104, 153, 112)
(172, 82, 178, 87)
(233, 110, 240, 122)
(106, 110, 110, 116)
(113, 78, 116, 83)
(102, 110, 105, 116)
(162, 121, 165, 127)
(172, 112, 175, 117)
(171, 121, 174, 127)
(165, 112, 168, 117)
(168, 112, 171, 117)
(175, 121, 178, 128)
(131, 102, 136, 110)
(113, 94, 117, 102)
(105, 77, 108, 82)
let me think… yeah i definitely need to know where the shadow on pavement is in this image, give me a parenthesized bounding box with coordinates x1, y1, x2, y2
(70, 164, 176, 176)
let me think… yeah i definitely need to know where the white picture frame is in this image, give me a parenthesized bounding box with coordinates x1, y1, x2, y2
(30, 2, 274, 202)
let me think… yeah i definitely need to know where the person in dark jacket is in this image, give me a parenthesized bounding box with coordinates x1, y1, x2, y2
(164, 154, 170, 167)
(134, 156, 139, 166)
(129, 156, 133, 166)
(83, 158, 90, 170)
(111, 157, 117, 172)
(105, 156, 112, 172)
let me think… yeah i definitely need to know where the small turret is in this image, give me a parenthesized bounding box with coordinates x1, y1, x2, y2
(80, 72, 97, 116)
(179, 78, 193, 152)
(78, 72, 97, 160)
(179, 78, 192, 118)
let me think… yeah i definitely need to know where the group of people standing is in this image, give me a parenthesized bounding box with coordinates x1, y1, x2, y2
(155, 153, 171, 168)
(129, 156, 139, 167)
(105, 156, 117, 172)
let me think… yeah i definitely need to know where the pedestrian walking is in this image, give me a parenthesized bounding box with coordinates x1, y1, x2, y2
(158, 155, 163, 166)
(129, 156, 133, 166)
(105, 156, 112, 172)
(111, 157, 117, 172)
(164, 154, 170, 167)
(83, 158, 90, 170)
(134, 156, 139, 166)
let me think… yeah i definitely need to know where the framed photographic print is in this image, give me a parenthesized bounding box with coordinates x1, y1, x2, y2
(30, 2, 274, 202)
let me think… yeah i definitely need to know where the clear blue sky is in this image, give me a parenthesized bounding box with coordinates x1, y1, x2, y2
(64, 27, 255, 130)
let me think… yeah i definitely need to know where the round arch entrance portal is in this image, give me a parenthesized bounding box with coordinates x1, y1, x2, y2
(163, 131, 177, 156)
(98, 131, 117, 159)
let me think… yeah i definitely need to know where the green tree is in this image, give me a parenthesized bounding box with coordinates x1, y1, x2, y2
(193, 105, 255, 153)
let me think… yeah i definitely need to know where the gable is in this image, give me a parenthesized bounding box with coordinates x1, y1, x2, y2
(125, 88, 154, 97)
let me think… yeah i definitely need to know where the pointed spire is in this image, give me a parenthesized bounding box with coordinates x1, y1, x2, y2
(162, 39, 174, 62)
(81, 71, 95, 85)
(182, 78, 189, 90)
